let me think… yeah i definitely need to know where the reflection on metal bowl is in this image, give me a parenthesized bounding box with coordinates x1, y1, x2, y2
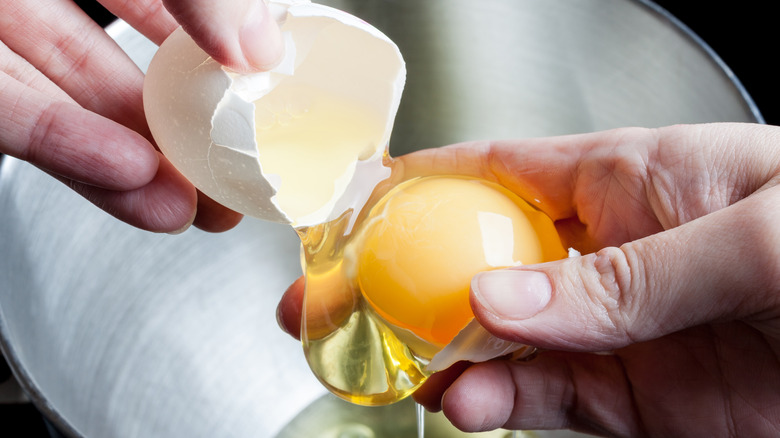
(0, 0, 761, 437)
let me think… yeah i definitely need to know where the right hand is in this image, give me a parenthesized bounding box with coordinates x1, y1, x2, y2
(409, 122, 780, 437)
(277, 122, 780, 437)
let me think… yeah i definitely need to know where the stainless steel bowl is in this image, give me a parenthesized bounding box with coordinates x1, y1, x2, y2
(0, 1, 761, 437)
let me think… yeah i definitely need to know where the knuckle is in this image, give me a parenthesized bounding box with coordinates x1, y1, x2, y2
(25, 102, 61, 165)
(739, 191, 780, 298)
(581, 246, 641, 344)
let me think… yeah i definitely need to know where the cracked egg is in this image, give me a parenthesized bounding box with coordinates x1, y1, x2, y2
(143, 0, 568, 407)
(144, 0, 403, 226)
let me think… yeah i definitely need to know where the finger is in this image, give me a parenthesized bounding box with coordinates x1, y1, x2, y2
(277, 276, 305, 340)
(396, 135, 603, 222)
(399, 124, 780, 250)
(162, 0, 284, 72)
(0, 72, 158, 191)
(469, 185, 780, 352)
(412, 361, 472, 412)
(395, 132, 662, 252)
(395, 138, 634, 255)
(0, 40, 72, 103)
(276, 272, 360, 342)
(64, 153, 197, 233)
(1, 0, 148, 134)
(441, 323, 778, 436)
(98, 0, 178, 45)
(191, 191, 244, 232)
(440, 353, 641, 435)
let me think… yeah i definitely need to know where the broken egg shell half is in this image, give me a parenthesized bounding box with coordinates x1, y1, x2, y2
(143, 0, 405, 226)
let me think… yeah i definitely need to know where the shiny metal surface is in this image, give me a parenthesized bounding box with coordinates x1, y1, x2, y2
(0, 1, 761, 437)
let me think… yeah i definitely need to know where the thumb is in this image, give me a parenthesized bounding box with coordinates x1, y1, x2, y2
(469, 188, 780, 352)
(163, 0, 284, 72)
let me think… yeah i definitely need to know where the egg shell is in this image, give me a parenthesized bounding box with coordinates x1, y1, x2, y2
(143, 0, 405, 226)
(426, 247, 582, 372)
(426, 320, 526, 372)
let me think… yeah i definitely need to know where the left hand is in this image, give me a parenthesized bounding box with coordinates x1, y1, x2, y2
(0, 0, 282, 232)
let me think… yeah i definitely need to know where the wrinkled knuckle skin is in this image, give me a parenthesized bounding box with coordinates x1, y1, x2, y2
(743, 193, 780, 301)
(585, 246, 639, 343)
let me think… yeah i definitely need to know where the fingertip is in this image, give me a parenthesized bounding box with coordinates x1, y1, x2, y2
(471, 270, 552, 321)
(164, 0, 284, 73)
(238, 0, 285, 72)
(113, 129, 161, 190)
(412, 361, 471, 412)
(441, 362, 515, 432)
(191, 191, 244, 232)
(137, 154, 199, 233)
(277, 276, 305, 340)
(166, 215, 196, 235)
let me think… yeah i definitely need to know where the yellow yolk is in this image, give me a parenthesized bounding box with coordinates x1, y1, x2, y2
(356, 176, 566, 346)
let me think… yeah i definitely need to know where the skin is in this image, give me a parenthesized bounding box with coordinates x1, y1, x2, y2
(0, 0, 282, 232)
(278, 123, 780, 437)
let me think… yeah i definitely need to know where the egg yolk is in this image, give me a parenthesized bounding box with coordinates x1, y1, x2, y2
(356, 176, 565, 347)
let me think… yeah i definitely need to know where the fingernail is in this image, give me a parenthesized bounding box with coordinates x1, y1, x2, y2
(472, 270, 551, 320)
(166, 210, 196, 235)
(239, 0, 285, 70)
(166, 221, 192, 235)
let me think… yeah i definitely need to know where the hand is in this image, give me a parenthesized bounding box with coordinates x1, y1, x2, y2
(0, 0, 282, 232)
(278, 122, 780, 437)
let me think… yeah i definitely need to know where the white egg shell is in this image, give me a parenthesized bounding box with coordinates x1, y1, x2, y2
(143, 0, 405, 226)
(426, 320, 528, 372)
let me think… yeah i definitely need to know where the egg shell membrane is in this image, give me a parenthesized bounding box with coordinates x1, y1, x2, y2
(143, 1, 405, 225)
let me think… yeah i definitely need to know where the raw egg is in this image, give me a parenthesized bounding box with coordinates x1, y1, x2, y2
(143, 0, 568, 407)
(298, 175, 566, 405)
(355, 176, 565, 347)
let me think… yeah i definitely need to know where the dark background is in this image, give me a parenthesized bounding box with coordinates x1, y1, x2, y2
(653, 1, 777, 125)
(1, 0, 777, 436)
